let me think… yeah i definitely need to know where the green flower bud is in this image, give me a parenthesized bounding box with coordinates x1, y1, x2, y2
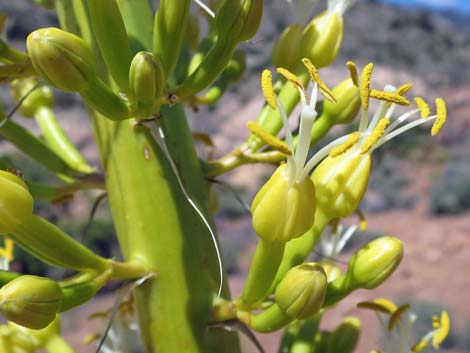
(10, 78, 53, 118)
(0, 170, 34, 234)
(301, 11, 343, 68)
(252, 164, 316, 242)
(327, 316, 361, 353)
(8, 317, 61, 347)
(323, 78, 361, 125)
(318, 260, 342, 282)
(26, 27, 96, 92)
(275, 263, 327, 320)
(0, 275, 62, 329)
(129, 51, 166, 117)
(215, 0, 263, 43)
(346, 236, 403, 289)
(225, 50, 247, 83)
(311, 150, 371, 219)
(272, 24, 303, 71)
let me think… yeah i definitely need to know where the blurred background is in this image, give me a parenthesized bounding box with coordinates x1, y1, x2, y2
(0, 0, 469, 352)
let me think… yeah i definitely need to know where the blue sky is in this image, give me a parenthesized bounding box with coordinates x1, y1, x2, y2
(380, 0, 470, 13)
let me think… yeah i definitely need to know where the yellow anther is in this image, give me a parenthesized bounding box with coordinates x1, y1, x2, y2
(388, 304, 410, 331)
(432, 311, 450, 349)
(301, 58, 336, 103)
(432, 315, 440, 328)
(346, 61, 359, 86)
(374, 298, 398, 312)
(0, 238, 14, 262)
(370, 89, 411, 106)
(414, 97, 431, 118)
(357, 300, 394, 314)
(329, 131, 360, 157)
(360, 63, 374, 110)
(396, 83, 412, 95)
(431, 98, 446, 136)
(355, 209, 367, 232)
(277, 67, 304, 90)
(83, 333, 100, 345)
(412, 339, 429, 353)
(246, 121, 292, 155)
(261, 70, 276, 109)
(360, 118, 390, 154)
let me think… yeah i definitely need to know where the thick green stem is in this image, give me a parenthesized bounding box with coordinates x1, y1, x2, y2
(269, 209, 330, 293)
(91, 103, 240, 353)
(240, 239, 285, 309)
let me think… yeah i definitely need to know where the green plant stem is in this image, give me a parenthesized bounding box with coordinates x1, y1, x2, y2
(240, 239, 285, 309)
(117, 0, 154, 52)
(34, 106, 94, 174)
(91, 103, 240, 353)
(269, 209, 330, 293)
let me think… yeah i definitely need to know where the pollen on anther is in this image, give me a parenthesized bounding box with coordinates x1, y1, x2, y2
(346, 61, 359, 86)
(431, 98, 446, 136)
(277, 67, 305, 95)
(360, 118, 390, 153)
(370, 89, 410, 106)
(396, 83, 412, 95)
(261, 70, 276, 109)
(301, 58, 336, 102)
(414, 97, 431, 119)
(388, 304, 410, 331)
(329, 131, 360, 157)
(360, 63, 374, 110)
(246, 121, 292, 155)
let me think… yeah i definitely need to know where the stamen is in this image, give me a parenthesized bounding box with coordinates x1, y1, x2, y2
(432, 311, 450, 349)
(414, 97, 431, 118)
(346, 61, 359, 86)
(360, 118, 390, 153)
(431, 98, 446, 136)
(0, 238, 14, 262)
(355, 209, 367, 231)
(277, 67, 306, 105)
(396, 83, 412, 95)
(357, 301, 394, 314)
(246, 121, 292, 155)
(370, 89, 410, 106)
(374, 298, 398, 312)
(301, 58, 336, 102)
(329, 131, 360, 157)
(388, 304, 410, 331)
(261, 70, 276, 109)
(360, 63, 374, 110)
(412, 339, 429, 352)
(384, 109, 421, 135)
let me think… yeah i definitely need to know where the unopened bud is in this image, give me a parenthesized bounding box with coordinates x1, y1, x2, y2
(0, 275, 62, 329)
(323, 78, 360, 125)
(252, 164, 316, 242)
(0, 170, 33, 234)
(129, 51, 166, 117)
(215, 0, 263, 42)
(301, 11, 343, 68)
(327, 316, 361, 353)
(272, 24, 303, 71)
(225, 50, 247, 83)
(311, 150, 370, 219)
(26, 28, 96, 92)
(346, 236, 403, 289)
(275, 262, 327, 319)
